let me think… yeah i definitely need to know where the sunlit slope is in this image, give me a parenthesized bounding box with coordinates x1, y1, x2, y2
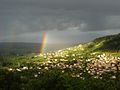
(84, 33, 120, 52)
(59, 33, 120, 55)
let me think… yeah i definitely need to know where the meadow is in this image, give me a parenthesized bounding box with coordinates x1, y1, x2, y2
(0, 33, 120, 90)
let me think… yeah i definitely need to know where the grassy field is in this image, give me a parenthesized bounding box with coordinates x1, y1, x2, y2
(0, 33, 120, 90)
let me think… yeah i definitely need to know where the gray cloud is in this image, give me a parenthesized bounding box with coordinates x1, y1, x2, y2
(1, 0, 120, 14)
(0, 0, 120, 43)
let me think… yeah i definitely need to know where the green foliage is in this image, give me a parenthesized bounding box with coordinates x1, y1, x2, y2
(0, 67, 120, 90)
(0, 33, 120, 90)
(84, 33, 120, 52)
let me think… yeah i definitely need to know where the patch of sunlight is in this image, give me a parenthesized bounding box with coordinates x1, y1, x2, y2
(95, 40, 105, 48)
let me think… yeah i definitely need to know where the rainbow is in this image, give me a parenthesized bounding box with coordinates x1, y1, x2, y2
(40, 32, 47, 53)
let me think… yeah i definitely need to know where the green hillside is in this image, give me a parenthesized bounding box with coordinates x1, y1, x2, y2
(51, 33, 120, 58)
(0, 33, 120, 90)
(84, 33, 120, 52)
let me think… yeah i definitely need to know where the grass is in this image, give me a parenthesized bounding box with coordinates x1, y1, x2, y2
(0, 33, 120, 90)
(0, 51, 120, 90)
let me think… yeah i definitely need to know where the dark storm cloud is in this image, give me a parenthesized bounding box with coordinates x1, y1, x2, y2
(1, 0, 120, 14)
(0, 0, 120, 42)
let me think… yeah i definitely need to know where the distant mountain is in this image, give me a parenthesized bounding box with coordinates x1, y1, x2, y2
(0, 42, 75, 56)
(0, 42, 41, 56)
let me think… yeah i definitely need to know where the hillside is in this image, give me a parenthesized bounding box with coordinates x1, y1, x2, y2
(84, 33, 120, 52)
(0, 33, 120, 90)
(59, 33, 120, 55)
(45, 33, 120, 60)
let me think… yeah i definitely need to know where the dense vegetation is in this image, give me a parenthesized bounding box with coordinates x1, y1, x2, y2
(0, 33, 120, 90)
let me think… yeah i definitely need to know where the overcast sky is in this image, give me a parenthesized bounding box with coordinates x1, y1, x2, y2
(0, 0, 120, 44)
